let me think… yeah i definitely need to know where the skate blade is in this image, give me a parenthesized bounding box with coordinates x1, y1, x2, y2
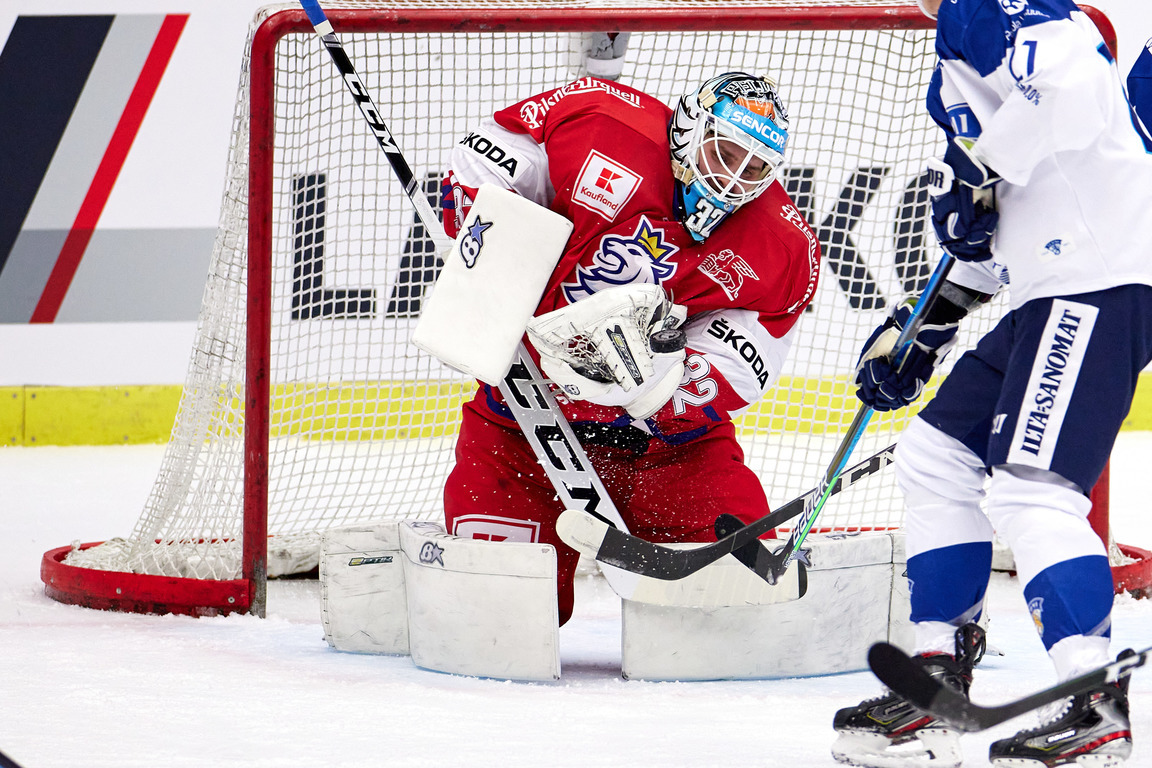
(832, 728, 962, 768)
(991, 756, 1128, 768)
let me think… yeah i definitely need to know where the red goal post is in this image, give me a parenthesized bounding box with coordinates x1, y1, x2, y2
(40, 1, 1145, 617)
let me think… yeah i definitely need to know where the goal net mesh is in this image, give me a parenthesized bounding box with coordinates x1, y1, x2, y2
(64, 0, 1009, 584)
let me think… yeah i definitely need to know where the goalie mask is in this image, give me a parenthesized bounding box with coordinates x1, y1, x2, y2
(669, 72, 790, 241)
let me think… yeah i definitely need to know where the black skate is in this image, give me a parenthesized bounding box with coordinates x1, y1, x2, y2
(988, 651, 1133, 768)
(831, 624, 986, 768)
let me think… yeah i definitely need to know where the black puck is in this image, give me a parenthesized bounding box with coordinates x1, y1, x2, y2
(649, 328, 687, 353)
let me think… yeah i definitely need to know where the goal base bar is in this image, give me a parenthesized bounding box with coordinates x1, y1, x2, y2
(40, 543, 250, 617)
(1114, 543, 1152, 599)
(38, 538, 1151, 618)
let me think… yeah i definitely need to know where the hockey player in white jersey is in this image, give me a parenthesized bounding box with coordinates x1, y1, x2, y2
(831, 0, 1152, 766)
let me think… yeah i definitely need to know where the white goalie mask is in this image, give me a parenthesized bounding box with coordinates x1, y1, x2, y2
(670, 72, 790, 241)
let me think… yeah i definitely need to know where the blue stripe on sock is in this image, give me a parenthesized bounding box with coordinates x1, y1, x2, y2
(907, 541, 992, 625)
(1023, 554, 1114, 649)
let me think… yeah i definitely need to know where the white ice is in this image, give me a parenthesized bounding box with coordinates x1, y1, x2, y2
(3, 435, 1152, 767)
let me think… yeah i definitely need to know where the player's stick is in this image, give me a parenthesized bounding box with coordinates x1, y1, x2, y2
(717, 251, 956, 585)
(557, 441, 895, 579)
(297, 1, 803, 605)
(868, 642, 1147, 732)
(559, 253, 954, 583)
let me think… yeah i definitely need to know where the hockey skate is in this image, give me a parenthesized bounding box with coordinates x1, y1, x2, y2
(988, 654, 1133, 768)
(831, 624, 985, 768)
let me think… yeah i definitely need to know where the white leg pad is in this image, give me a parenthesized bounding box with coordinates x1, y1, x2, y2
(620, 531, 912, 680)
(320, 523, 409, 654)
(400, 521, 561, 681)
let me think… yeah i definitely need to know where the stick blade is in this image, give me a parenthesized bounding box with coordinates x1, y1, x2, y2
(867, 643, 984, 732)
(556, 508, 609, 558)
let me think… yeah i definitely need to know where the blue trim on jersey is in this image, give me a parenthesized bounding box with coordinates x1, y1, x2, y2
(642, 418, 709, 446)
(907, 541, 992, 626)
(1096, 42, 1114, 64)
(1023, 555, 1114, 650)
(926, 66, 953, 134)
(1129, 42, 1152, 152)
(482, 383, 515, 420)
(935, 0, 1078, 77)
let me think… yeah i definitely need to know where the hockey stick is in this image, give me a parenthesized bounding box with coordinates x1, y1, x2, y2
(717, 251, 957, 585)
(296, 1, 803, 605)
(556, 441, 895, 579)
(297, 0, 624, 557)
(868, 641, 1147, 732)
(558, 254, 952, 582)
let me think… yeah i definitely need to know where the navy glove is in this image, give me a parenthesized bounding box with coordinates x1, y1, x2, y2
(855, 298, 960, 412)
(943, 136, 1001, 189)
(925, 156, 998, 262)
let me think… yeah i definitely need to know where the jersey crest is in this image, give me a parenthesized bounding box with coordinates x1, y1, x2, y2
(699, 249, 758, 300)
(563, 216, 679, 303)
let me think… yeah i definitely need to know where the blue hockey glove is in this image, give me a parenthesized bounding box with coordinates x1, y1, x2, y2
(854, 298, 960, 412)
(943, 136, 1000, 189)
(926, 157, 998, 262)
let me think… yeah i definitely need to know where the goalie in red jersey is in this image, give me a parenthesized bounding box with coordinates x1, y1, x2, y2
(440, 72, 821, 624)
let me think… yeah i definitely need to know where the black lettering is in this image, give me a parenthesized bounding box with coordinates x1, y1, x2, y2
(291, 172, 376, 320)
(816, 166, 889, 311)
(536, 424, 586, 472)
(387, 172, 443, 317)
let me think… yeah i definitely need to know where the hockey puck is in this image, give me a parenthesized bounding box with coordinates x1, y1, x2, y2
(649, 328, 687, 353)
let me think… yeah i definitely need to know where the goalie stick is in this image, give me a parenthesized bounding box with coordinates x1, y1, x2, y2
(297, 0, 625, 572)
(867, 641, 1147, 733)
(556, 442, 895, 580)
(297, 1, 803, 606)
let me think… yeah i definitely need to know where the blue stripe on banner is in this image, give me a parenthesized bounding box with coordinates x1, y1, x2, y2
(908, 541, 993, 626)
(1023, 555, 1114, 649)
(0, 16, 114, 281)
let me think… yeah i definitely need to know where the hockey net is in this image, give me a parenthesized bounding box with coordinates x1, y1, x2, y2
(41, 1, 1124, 616)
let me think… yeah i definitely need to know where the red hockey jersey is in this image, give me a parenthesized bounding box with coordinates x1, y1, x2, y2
(442, 77, 821, 443)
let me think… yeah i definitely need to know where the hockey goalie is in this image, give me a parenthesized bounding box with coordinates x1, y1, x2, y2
(437, 71, 822, 626)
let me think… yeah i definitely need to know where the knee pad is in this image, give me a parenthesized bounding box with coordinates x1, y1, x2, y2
(986, 467, 1104, 587)
(896, 417, 994, 557)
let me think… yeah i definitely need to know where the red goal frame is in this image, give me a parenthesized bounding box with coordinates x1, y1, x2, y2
(42, 4, 1147, 619)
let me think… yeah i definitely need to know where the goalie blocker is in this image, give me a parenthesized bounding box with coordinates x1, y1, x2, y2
(412, 183, 574, 385)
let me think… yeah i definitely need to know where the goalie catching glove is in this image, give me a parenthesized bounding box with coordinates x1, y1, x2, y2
(527, 284, 688, 419)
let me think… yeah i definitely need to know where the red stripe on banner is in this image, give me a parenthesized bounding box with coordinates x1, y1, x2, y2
(31, 14, 188, 323)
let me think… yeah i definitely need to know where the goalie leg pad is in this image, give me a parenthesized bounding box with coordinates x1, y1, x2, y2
(400, 521, 561, 681)
(320, 523, 409, 654)
(619, 532, 912, 680)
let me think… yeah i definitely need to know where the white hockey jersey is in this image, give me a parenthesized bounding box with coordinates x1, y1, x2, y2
(927, 0, 1152, 309)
